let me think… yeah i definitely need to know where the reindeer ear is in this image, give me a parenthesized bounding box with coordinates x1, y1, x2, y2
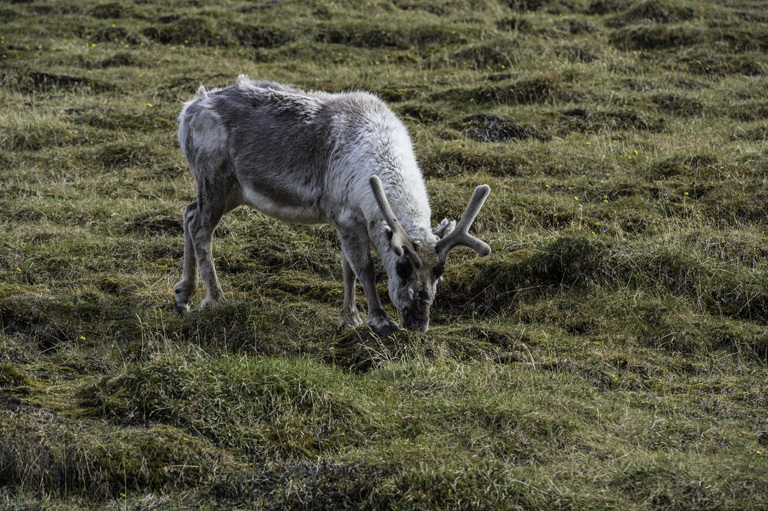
(433, 219, 456, 239)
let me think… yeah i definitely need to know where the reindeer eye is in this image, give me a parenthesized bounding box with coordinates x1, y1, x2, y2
(396, 260, 413, 279)
(433, 262, 445, 279)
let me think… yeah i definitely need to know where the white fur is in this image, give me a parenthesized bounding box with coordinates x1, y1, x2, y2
(241, 183, 327, 224)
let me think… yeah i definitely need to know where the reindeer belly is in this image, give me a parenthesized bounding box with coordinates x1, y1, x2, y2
(241, 183, 327, 225)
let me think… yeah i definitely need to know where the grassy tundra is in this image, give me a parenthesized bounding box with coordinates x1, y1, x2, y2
(1, 0, 767, 508)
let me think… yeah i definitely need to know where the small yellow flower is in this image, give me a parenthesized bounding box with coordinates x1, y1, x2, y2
(634, 150, 638, 155)
(16, 267, 21, 272)
(633, 51, 638, 55)
(603, 199, 609, 203)
(184, 40, 188, 44)
(684, 192, 689, 196)
(139, 74, 143, 78)
(585, 142, 591, 145)
(545, 184, 550, 188)
(146, 103, 153, 107)
(574, 196, 579, 200)
(91, 43, 96, 48)
(501, 65, 506, 69)
(112, 24, 116, 28)
(80, 336, 86, 341)
(568, 187, 572, 190)
(87, 70, 92, 74)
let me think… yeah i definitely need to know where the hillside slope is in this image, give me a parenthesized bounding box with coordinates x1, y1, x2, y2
(1, 0, 767, 508)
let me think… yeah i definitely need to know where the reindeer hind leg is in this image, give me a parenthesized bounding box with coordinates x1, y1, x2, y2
(188, 178, 232, 309)
(174, 201, 199, 316)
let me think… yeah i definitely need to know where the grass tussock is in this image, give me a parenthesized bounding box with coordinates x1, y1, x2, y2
(0, 406, 232, 498)
(441, 73, 569, 106)
(2, 0, 768, 508)
(605, 0, 700, 28)
(84, 355, 367, 457)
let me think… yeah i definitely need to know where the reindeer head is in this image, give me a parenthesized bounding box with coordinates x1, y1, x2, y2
(369, 176, 491, 331)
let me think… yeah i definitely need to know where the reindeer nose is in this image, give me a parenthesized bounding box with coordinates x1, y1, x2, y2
(402, 308, 429, 331)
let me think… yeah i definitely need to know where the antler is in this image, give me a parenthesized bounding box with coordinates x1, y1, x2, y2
(369, 175, 423, 269)
(436, 184, 491, 260)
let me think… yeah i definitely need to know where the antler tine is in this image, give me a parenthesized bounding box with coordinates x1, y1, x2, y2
(369, 175, 423, 268)
(436, 184, 492, 260)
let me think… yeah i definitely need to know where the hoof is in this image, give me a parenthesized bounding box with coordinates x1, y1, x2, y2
(366, 316, 400, 337)
(173, 281, 194, 317)
(339, 310, 364, 330)
(175, 302, 190, 317)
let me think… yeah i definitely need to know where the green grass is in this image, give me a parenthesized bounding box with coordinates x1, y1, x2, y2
(1, 0, 768, 508)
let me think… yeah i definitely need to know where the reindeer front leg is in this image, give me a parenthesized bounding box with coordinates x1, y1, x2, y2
(338, 227, 399, 336)
(339, 251, 363, 329)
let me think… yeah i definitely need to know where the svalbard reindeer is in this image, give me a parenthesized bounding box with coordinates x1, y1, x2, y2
(174, 76, 491, 335)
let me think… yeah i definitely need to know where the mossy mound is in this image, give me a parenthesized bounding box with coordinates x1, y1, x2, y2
(0, 364, 30, 387)
(652, 93, 703, 117)
(88, 2, 125, 19)
(440, 73, 569, 105)
(501, 0, 591, 14)
(95, 141, 166, 169)
(456, 114, 551, 142)
(16, 72, 114, 95)
(432, 39, 520, 70)
(84, 355, 367, 457)
(314, 21, 470, 49)
(679, 52, 768, 76)
(0, 304, 73, 353)
(0, 406, 232, 497)
(444, 235, 768, 330)
(205, 459, 392, 510)
(559, 107, 666, 133)
(143, 17, 232, 46)
(648, 154, 717, 179)
(610, 24, 704, 50)
(231, 24, 291, 49)
(75, 108, 175, 132)
(606, 0, 699, 28)
(125, 211, 183, 237)
(420, 144, 532, 178)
